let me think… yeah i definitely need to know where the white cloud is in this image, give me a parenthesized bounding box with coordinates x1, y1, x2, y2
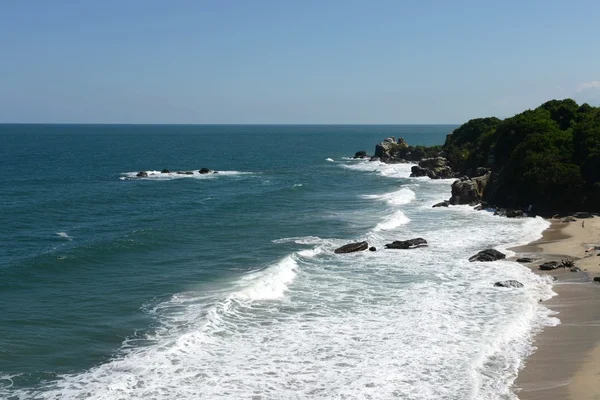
(577, 81, 600, 93)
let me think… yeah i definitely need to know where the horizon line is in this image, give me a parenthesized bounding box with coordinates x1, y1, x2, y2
(0, 122, 461, 126)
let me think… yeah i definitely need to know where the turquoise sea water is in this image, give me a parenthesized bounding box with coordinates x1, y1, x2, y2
(0, 125, 556, 399)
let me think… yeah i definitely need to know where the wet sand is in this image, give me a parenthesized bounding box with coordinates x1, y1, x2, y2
(511, 217, 600, 400)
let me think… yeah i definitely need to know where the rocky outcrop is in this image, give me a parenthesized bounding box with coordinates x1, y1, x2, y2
(594, 277, 600, 283)
(410, 157, 454, 179)
(494, 280, 524, 288)
(494, 209, 524, 218)
(385, 238, 428, 249)
(469, 249, 506, 262)
(374, 137, 410, 162)
(136, 171, 148, 177)
(570, 267, 582, 272)
(432, 200, 450, 208)
(449, 173, 490, 205)
(354, 151, 369, 159)
(539, 261, 559, 270)
(161, 169, 170, 174)
(199, 168, 212, 174)
(176, 171, 194, 175)
(574, 212, 594, 218)
(334, 241, 369, 254)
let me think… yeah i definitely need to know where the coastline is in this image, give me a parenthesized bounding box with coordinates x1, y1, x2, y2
(512, 217, 600, 400)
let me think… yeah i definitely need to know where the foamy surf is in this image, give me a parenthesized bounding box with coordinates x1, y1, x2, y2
(119, 170, 253, 180)
(361, 187, 416, 206)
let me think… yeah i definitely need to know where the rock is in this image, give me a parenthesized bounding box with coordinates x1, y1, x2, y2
(369, 156, 380, 162)
(562, 216, 577, 222)
(136, 171, 148, 177)
(410, 157, 454, 179)
(354, 151, 368, 159)
(594, 277, 600, 283)
(516, 257, 534, 263)
(374, 137, 397, 160)
(506, 209, 524, 218)
(574, 212, 594, 218)
(449, 172, 490, 205)
(176, 171, 194, 175)
(369, 246, 377, 252)
(334, 241, 369, 254)
(570, 267, 582, 272)
(475, 167, 489, 177)
(161, 169, 170, 174)
(385, 238, 428, 249)
(539, 261, 559, 271)
(494, 280, 524, 288)
(432, 200, 450, 208)
(469, 249, 506, 262)
(199, 168, 212, 174)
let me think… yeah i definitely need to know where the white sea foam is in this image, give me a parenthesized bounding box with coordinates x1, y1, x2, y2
(56, 232, 71, 240)
(340, 159, 414, 178)
(119, 170, 253, 180)
(233, 256, 298, 301)
(325, 158, 334, 162)
(361, 187, 416, 205)
(373, 210, 411, 231)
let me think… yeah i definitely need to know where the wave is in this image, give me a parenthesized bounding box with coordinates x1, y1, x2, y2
(325, 158, 334, 162)
(56, 232, 72, 240)
(119, 170, 253, 180)
(360, 188, 416, 206)
(340, 159, 414, 178)
(373, 210, 411, 232)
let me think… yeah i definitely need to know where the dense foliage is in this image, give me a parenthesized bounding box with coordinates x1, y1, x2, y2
(442, 99, 600, 212)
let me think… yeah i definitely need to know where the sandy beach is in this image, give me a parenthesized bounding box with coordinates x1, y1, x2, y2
(512, 217, 600, 400)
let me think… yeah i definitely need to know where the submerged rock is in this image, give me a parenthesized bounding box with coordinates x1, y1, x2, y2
(161, 169, 170, 174)
(539, 261, 559, 271)
(136, 171, 148, 177)
(354, 151, 368, 159)
(369, 246, 377, 252)
(494, 280, 524, 288)
(176, 171, 194, 175)
(199, 168, 212, 174)
(516, 257, 534, 263)
(385, 238, 428, 249)
(469, 249, 506, 262)
(432, 200, 450, 208)
(334, 241, 369, 254)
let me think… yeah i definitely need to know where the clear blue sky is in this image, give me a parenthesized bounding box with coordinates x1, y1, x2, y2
(1, 0, 599, 123)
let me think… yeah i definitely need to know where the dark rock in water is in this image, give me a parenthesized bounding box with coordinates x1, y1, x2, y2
(354, 151, 368, 159)
(176, 171, 194, 175)
(369, 156, 380, 162)
(432, 200, 450, 208)
(334, 241, 369, 254)
(494, 280, 524, 288)
(199, 168, 212, 174)
(506, 209, 524, 218)
(516, 257, 534, 263)
(213, 171, 219, 174)
(161, 169, 170, 174)
(385, 238, 428, 249)
(469, 249, 506, 262)
(136, 171, 148, 177)
(539, 261, 559, 271)
(570, 267, 582, 272)
(410, 157, 454, 179)
(574, 212, 594, 218)
(449, 173, 490, 205)
(369, 246, 377, 252)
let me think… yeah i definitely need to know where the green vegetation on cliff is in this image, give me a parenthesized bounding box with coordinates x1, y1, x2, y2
(443, 99, 600, 212)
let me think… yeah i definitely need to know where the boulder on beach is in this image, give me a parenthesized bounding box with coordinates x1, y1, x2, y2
(574, 212, 594, 218)
(385, 238, 428, 249)
(334, 241, 369, 254)
(469, 249, 506, 262)
(594, 277, 600, 283)
(539, 261, 559, 270)
(161, 169, 170, 174)
(570, 267, 582, 272)
(136, 171, 148, 177)
(494, 280, 524, 288)
(516, 257, 534, 263)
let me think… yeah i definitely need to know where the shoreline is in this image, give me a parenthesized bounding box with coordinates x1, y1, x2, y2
(511, 217, 600, 400)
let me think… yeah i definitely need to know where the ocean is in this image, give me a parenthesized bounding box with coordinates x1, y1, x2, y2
(0, 124, 557, 399)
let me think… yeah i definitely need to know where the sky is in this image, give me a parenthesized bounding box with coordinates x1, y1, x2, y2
(0, 0, 599, 124)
